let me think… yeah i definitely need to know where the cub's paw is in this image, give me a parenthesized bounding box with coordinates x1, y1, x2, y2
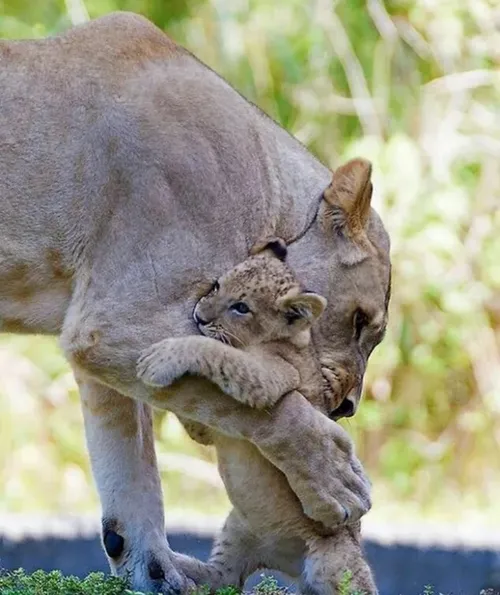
(244, 386, 280, 409)
(137, 339, 188, 387)
(216, 372, 282, 409)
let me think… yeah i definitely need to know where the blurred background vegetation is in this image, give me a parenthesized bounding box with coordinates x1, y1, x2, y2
(1, 0, 499, 532)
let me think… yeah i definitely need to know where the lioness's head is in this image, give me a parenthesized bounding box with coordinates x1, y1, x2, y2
(193, 240, 326, 349)
(288, 158, 391, 420)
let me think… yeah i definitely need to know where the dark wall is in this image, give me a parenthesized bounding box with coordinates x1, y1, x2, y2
(1, 522, 499, 595)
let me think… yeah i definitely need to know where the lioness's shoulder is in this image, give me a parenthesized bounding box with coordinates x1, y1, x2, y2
(86, 11, 157, 30)
(59, 11, 183, 63)
(65, 11, 165, 41)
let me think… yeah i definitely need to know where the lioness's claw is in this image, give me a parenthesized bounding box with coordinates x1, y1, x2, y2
(292, 453, 371, 528)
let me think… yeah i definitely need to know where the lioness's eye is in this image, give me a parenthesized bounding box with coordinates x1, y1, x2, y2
(353, 308, 369, 340)
(211, 280, 220, 293)
(230, 301, 250, 315)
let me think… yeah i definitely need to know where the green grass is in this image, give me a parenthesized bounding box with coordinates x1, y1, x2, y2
(0, 571, 288, 595)
(6, 569, 489, 595)
(0, 570, 136, 595)
(0, 569, 460, 595)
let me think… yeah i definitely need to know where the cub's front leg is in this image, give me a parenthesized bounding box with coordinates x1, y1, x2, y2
(136, 336, 300, 409)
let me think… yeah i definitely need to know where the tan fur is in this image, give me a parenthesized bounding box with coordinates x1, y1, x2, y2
(138, 248, 377, 594)
(137, 251, 324, 410)
(1, 13, 390, 593)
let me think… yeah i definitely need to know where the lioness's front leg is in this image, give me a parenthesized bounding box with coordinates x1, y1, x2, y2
(78, 379, 188, 595)
(152, 378, 371, 529)
(137, 336, 300, 409)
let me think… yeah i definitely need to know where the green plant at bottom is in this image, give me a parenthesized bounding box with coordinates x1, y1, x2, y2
(0, 569, 378, 595)
(0, 570, 286, 595)
(0, 570, 131, 595)
(338, 570, 368, 595)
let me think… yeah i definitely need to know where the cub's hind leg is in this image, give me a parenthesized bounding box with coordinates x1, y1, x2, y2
(172, 509, 262, 591)
(301, 524, 377, 595)
(173, 509, 306, 592)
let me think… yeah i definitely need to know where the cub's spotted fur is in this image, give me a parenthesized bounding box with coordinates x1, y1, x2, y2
(137, 241, 376, 595)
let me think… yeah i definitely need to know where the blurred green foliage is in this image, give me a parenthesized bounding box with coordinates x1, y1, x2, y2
(1, 0, 499, 526)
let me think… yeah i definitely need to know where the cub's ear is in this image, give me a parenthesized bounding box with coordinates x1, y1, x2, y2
(277, 290, 327, 327)
(265, 238, 287, 261)
(250, 237, 287, 261)
(320, 158, 373, 238)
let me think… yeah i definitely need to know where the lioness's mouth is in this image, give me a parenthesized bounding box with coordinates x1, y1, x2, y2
(321, 366, 345, 413)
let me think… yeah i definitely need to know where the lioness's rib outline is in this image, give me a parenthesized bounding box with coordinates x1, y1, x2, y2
(1, 12, 390, 594)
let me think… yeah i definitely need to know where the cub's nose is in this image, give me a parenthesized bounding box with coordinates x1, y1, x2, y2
(329, 397, 355, 420)
(194, 311, 208, 326)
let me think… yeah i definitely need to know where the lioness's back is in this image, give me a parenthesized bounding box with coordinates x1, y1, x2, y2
(0, 13, 180, 79)
(1, 13, 309, 287)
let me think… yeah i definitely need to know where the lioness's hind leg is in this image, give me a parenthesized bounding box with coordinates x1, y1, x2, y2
(302, 526, 377, 595)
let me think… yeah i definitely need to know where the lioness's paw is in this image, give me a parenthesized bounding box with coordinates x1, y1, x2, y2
(298, 447, 372, 528)
(285, 422, 371, 528)
(107, 533, 188, 595)
(137, 340, 188, 387)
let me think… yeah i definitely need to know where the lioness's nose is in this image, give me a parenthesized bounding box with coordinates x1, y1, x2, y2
(329, 397, 355, 420)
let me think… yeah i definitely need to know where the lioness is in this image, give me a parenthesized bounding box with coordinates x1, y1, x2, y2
(137, 240, 377, 595)
(0, 13, 390, 593)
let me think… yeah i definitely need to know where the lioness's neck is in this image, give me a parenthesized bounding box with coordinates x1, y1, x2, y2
(252, 113, 331, 243)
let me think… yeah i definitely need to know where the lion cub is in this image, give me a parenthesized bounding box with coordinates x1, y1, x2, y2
(137, 240, 376, 595)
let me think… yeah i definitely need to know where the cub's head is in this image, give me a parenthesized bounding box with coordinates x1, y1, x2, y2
(193, 240, 327, 348)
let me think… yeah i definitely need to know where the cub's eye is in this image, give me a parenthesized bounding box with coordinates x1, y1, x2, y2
(230, 301, 250, 315)
(353, 308, 369, 340)
(211, 280, 220, 294)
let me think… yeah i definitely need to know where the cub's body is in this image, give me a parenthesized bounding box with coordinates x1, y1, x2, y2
(138, 244, 376, 594)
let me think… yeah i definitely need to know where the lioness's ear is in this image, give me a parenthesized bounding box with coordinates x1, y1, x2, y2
(250, 237, 287, 261)
(321, 158, 373, 237)
(277, 291, 327, 326)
